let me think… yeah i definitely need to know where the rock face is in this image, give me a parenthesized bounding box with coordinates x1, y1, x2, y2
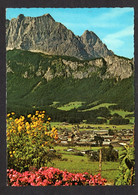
(104, 56, 134, 80)
(6, 14, 113, 60)
(7, 50, 134, 81)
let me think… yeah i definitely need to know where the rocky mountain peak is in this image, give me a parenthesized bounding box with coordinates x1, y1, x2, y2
(41, 13, 55, 21)
(6, 13, 114, 59)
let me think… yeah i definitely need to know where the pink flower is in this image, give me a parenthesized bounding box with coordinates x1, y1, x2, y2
(54, 180, 62, 186)
(35, 176, 42, 183)
(30, 182, 36, 186)
(7, 167, 107, 186)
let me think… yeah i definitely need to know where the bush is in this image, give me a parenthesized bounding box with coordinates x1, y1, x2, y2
(7, 111, 58, 172)
(88, 146, 118, 162)
(101, 145, 118, 162)
(7, 167, 107, 186)
(88, 151, 99, 161)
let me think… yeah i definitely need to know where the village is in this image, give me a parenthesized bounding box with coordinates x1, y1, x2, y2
(56, 123, 134, 148)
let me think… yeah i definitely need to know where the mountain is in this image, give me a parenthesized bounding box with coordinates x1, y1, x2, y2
(6, 14, 113, 60)
(6, 14, 134, 122)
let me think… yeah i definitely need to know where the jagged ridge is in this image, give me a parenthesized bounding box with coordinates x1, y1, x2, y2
(6, 13, 113, 60)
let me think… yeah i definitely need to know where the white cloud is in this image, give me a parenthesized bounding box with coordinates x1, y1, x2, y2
(105, 25, 134, 39)
(102, 25, 134, 50)
(64, 8, 133, 30)
(95, 8, 133, 22)
(87, 8, 134, 29)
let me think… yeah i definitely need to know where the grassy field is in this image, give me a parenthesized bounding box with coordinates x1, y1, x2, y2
(57, 101, 84, 111)
(110, 109, 134, 118)
(49, 145, 120, 184)
(81, 103, 116, 112)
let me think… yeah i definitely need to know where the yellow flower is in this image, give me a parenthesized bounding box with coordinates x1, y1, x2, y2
(7, 113, 10, 117)
(18, 126, 22, 132)
(50, 133, 54, 138)
(41, 144, 44, 147)
(26, 125, 30, 130)
(27, 114, 31, 118)
(41, 114, 45, 118)
(35, 111, 39, 115)
(52, 127, 55, 131)
(43, 111, 45, 113)
(13, 130, 16, 133)
(13, 151, 15, 154)
(48, 117, 51, 121)
(14, 118, 19, 124)
(10, 155, 13, 158)
(11, 112, 15, 115)
(9, 151, 12, 154)
(21, 116, 25, 121)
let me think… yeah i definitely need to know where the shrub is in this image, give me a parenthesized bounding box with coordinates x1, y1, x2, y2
(88, 146, 118, 162)
(7, 111, 58, 172)
(101, 145, 118, 162)
(115, 145, 135, 185)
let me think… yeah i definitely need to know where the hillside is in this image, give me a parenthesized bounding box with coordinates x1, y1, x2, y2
(7, 49, 134, 120)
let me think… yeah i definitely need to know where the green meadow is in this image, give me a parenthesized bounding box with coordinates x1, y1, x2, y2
(49, 145, 120, 184)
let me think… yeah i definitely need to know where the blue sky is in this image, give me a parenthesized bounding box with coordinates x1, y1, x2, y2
(6, 8, 134, 59)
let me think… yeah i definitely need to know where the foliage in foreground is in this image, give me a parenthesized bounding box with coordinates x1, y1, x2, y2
(7, 167, 107, 186)
(115, 144, 135, 185)
(7, 111, 59, 172)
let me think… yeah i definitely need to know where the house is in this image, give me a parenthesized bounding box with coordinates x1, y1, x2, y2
(60, 140, 68, 145)
(102, 141, 111, 146)
(119, 142, 127, 146)
(101, 135, 114, 141)
(93, 130, 109, 134)
(66, 148, 74, 152)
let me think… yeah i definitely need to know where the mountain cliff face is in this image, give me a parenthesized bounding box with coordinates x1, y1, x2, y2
(7, 49, 133, 81)
(6, 14, 113, 60)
